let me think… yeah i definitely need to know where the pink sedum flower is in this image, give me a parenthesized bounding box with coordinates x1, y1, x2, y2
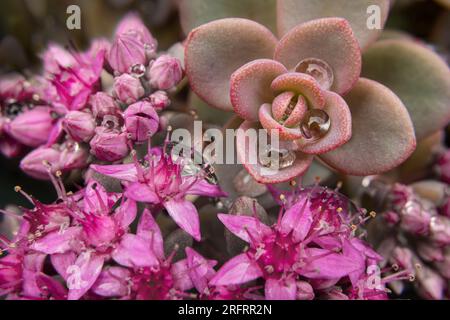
(212, 190, 380, 300)
(91, 147, 227, 241)
(93, 210, 191, 300)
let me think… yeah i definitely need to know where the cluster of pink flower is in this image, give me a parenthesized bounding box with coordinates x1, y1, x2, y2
(0, 151, 404, 300)
(0, 13, 398, 301)
(0, 14, 182, 180)
(375, 152, 450, 299)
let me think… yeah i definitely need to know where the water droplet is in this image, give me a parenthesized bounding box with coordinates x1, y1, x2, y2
(259, 145, 296, 170)
(4, 100, 24, 119)
(233, 169, 267, 197)
(295, 58, 334, 90)
(300, 109, 331, 141)
(130, 64, 146, 78)
(102, 115, 120, 130)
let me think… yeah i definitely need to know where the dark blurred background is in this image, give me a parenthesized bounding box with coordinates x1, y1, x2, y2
(0, 0, 449, 208)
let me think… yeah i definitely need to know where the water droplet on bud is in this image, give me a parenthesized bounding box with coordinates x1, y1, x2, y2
(295, 58, 334, 90)
(130, 64, 146, 78)
(300, 109, 331, 141)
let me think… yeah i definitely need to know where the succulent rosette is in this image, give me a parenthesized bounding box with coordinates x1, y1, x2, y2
(182, 0, 450, 184)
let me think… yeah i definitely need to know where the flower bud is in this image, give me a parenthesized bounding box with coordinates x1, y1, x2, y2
(62, 111, 96, 142)
(391, 247, 414, 270)
(124, 101, 159, 142)
(148, 90, 170, 111)
(59, 141, 89, 170)
(416, 266, 445, 300)
(417, 242, 444, 262)
(148, 55, 183, 90)
(399, 199, 432, 236)
(107, 33, 147, 74)
(296, 281, 314, 300)
(430, 216, 450, 245)
(0, 135, 22, 158)
(113, 74, 145, 104)
(90, 127, 129, 162)
(6, 106, 54, 147)
(435, 149, 450, 184)
(90, 93, 121, 120)
(440, 196, 450, 218)
(20, 147, 61, 180)
(115, 13, 157, 52)
(384, 210, 400, 226)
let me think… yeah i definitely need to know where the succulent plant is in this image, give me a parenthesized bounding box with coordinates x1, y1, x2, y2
(181, 0, 450, 184)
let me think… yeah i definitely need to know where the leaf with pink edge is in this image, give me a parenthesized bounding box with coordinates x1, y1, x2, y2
(230, 59, 287, 122)
(275, 18, 361, 95)
(362, 39, 450, 140)
(277, 0, 390, 50)
(185, 18, 278, 111)
(178, 0, 277, 35)
(320, 78, 417, 176)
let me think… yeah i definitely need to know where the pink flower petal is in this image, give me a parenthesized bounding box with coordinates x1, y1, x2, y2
(210, 253, 262, 286)
(51, 252, 77, 281)
(236, 121, 313, 184)
(295, 91, 352, 154)
(186, 247, 216, 293)
(125, 182, 160, 204)
(218, 213, 271, 244)
(67, 253, 105, 300)
(230, 59, 287, 121)
(300, 248, 361, 280)
(91, 267, 131, 298)
(320, 78, 416, 176)
(164, 199, 201, 241)
(275, 18, 361, 95)
(185, 18, 277, 110)
(112, 234, 159, 268)
(90, 163, 138, 182)
(265, 278, 297, 300)
(280, 197, 313, 242)
(184, 178, 228, 198)
(137, 209, 164, 259)
(30, 227, 81, 254)
(171, 259, 194, 292)
(113, 198, 137, 230)
(342, 239, 366, 286)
